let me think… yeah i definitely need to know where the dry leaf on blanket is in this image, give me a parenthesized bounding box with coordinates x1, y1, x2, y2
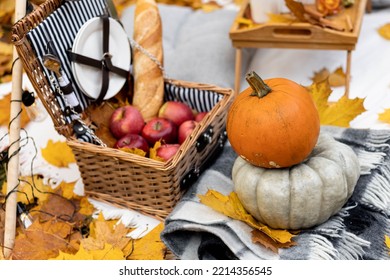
(126, 222, 166, 260)
(198, 190, 296, 244)
(0, 93, 31, 128)
(82, 213, 131, 252)
(11, 218, 81, 260)
(385, 235, 390, 253)
(0, 42, 13, 82)
(53, 243, 125, 260)
(36, 189, 86, 225)
(0, 0, 14, 24)
(378, 109, 390, 124)
(311, 66, 346, 87)
(41, 140, 76, 168)
(378, 23, 390, 40)
(252, 229, 297, 253)
(308, 79, 365, 127)
(54, 180, 82, 200)
(1, 175, 52, 205)
(46, 215, 129, 260)
(9, 178, 101, 260)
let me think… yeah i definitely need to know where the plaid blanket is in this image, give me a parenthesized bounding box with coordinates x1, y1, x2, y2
(161, 126, 390, 260)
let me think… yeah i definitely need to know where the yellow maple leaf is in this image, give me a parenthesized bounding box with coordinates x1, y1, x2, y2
(252, 229, 296, 253)
(149, 140, 164, 162)
(83, 213, 131, 251)
(378, 109, 390, 124)
(0, 0, 14, 21)
(119, 147, 146, 157)
(311, 67, 331, 84)
(126, 222, 166, 260)
(41, 140, 76, 167)
(267, 13, 297, 24)
(53, 243, 125, 260)
(90, 243, 125, 260)
(78, 196, 96, 216)
(1, 175, 52, 205)
(0, 93, 31, 128)
(54, 180, 81, 200)
(235, 17, 255, 28)
(328, 67, 347, 87)
(308, 79, 365, 127)
(12, 218, 80, 260)
(378, 23, 390, 40)
(0, 42, 12, 56)
(198, 190, 295, 244)
(311, 66, 346, 87)
(385, 235, 390, 254)
(53, 244, 94, 260)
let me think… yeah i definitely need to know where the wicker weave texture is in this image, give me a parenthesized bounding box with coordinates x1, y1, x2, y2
(12, 0, 235, 219)
(12, 0, 72, 137)
(68, 80, 233, 218)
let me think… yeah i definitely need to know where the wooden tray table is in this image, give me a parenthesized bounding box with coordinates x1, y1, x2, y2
(229, 0, 369, 96)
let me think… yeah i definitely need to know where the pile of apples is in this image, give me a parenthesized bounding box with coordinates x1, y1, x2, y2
(109, 101, 208, 161)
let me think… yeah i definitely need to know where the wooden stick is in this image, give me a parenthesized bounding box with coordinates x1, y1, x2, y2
(3, 0, 26, 258)
(234, 48, 242, 95)
(345, 15, 353, 32)
(345, 50, 352, 99)
(319, 17, 345, 32)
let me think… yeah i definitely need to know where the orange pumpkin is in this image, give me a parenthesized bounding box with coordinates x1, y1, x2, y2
(226, 71, 320, 168)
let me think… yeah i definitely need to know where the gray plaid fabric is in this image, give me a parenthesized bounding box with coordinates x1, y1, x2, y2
(161, 126, 390, 260)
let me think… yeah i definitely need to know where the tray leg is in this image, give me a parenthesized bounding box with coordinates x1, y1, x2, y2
(345, 50, 352, 99)
(235, 48, 242, 95)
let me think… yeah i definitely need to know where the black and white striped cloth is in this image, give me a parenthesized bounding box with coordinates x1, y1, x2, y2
(164, 83, 223, 113)
(27, 0, 108, 122)
(161, 126, 390, 260)
(26, 0, 224, 144)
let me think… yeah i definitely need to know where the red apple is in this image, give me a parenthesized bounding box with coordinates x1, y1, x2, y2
(156, 143, 180, 161)
(178, 120, 198, 144)
(195, 111, 208, 122)
(109, 105, 145, 139)
(158, 101, 194, 126)
(114, 134, 149, 153)
(142, 117, 177, 145)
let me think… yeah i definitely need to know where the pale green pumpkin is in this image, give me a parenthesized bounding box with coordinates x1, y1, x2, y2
(232, 133, 360, 230)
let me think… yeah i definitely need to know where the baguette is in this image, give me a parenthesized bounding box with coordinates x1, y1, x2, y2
(132, 0, 164, 121)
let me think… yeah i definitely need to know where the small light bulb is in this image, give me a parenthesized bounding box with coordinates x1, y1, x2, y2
(22, 90, 48, 122)
(17, 202, 33, 229)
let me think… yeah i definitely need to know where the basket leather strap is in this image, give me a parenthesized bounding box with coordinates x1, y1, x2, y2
(98, 15, 110, 104)
(67, 52, 128, 78)
(67, 15, 129, 103)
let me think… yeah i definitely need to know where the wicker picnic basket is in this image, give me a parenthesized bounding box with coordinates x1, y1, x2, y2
(12, 0, 234, 219)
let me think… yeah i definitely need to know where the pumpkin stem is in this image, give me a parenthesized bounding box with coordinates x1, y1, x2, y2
(246, 71, 272, 98)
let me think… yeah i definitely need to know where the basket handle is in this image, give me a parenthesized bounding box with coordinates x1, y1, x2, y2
(272, 27, 313, 39)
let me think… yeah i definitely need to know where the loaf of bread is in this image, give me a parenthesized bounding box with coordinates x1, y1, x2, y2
(132, 0, 164, 121)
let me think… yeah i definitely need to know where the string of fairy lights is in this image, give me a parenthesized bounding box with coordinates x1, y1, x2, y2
(0, 57, 83, 252)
